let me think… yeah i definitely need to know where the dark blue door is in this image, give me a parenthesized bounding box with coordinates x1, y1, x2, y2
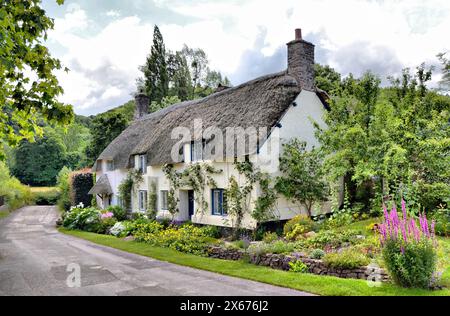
(188, 190, 194, 217)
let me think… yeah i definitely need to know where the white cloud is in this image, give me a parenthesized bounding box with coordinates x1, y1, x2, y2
(46, 0, 450, 115)
(105, 10, 121, 18)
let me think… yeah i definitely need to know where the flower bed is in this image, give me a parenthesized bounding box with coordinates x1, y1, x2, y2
(207, 246, 390, 281)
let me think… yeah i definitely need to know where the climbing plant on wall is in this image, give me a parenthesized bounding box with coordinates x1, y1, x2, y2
(181, 163, 221, 214)
(118, 169, 143, 211)
(226, 161, 278, 237)
(147, 181, 158, 219)
(162, 163, 222, 217)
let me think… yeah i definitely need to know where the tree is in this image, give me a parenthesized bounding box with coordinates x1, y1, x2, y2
(167, 51, 192, 101)
(0, 0, 73, 159)
(181, 45, 209, 94)
(150, 96, 181, 114)
(275, 139, 329, 217)
(139, 25, 169, 104)
(51, 123, 91, 169)
(85, 111, 129, 165)
(437, 52, 450, 93)
(12, 131, 66, 186)
(316, 65, 450, 213)
(314, 64, 342, 95)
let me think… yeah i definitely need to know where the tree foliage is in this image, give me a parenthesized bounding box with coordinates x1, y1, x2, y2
(437, 52, 450, 93)
(316, 65, 450, 213)
(85, 111, 129, 165)
(275, 140, 329, 217)
(315, 64, 342, 95)
(12, 131, 66, 186)
(0, 0, 73, 158)
(139, 25, 169, 104)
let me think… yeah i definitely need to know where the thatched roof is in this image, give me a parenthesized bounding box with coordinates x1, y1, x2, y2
(88, 174, 113, 195)
(96, 70, 314, 168)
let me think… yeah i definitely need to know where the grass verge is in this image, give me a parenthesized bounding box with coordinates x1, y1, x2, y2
(59, 228, 449, 296)
(0, 209, 10, 219)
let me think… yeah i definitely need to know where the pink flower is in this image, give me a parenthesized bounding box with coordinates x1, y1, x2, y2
(101, 212, 114, 219)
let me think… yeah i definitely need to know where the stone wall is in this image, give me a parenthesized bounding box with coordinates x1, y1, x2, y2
(207, 246, 389, 282)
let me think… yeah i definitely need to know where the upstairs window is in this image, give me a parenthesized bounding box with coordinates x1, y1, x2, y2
(138, 155, 147, 174)
(191, 139, 206, 162)
(212, 189, 227, 216)
(106, 160, 114, 171)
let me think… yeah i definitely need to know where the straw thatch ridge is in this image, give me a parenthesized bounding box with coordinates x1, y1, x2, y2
(96, 70, 305, 169)
(88, 174, 113, 195)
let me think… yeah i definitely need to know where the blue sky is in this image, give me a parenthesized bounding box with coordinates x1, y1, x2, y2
(42, 0, 450, 115)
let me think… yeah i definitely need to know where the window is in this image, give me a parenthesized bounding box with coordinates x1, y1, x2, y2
(106, 160, 114, 171)
(160, 190, 169, 210)
(138, 190, 147, 212)
(116, 195, 123, 208)
(191, 139, 206, 162)
(138, 155, 146, 174)
(212, 189, 227, 216)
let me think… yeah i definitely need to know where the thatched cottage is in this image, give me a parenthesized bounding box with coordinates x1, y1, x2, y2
(89, 29, 331, 229)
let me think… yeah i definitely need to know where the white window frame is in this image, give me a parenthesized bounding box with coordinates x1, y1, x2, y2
(191, 139, 206, 162)
(138, 190, 147, 212)
(160, 190, 169, 211)
(106, 160, 114, 171)
(138, 155, 147, 174)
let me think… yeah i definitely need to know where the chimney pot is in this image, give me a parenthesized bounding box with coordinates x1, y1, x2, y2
(295, 28, 302, 40)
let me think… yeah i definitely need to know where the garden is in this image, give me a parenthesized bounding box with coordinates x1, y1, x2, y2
(59, 198, 450, 294)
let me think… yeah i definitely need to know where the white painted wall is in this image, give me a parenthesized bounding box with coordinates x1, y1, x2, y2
(256, 90, 331, 219)
(94, 160, 128, 209)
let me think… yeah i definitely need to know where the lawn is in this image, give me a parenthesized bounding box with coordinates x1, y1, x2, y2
(60, 228, 450, 296)
(0, 209, 9, 219)
(29, 187, 58, 193)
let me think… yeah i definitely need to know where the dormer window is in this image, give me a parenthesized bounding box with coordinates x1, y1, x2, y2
(106, 160, 114, 171)
(138, 155, 147, 174)
(191, 139, 206, 162)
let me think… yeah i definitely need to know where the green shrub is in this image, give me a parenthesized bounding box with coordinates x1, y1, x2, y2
(133, 221, 164, 239)
(283, 215, 318, 238)
(0, 162, 34, 210)
(262, 232, 279, 243)
(431, 205, 449, 237)
(70, 171, 93, 208)
(57, 167, 72, 212)
(107, 205, 127, 221)
(310, 249, 325, 259)
(33, 188, 60, 205)
(98, 217, 117, 234)
(305, 229, 360, 249)
(324, 212, 354, 229)
(134, 224, 212, 255)
(62, 206, 102, 233)
(289, 260, 309, 273)
(379, 203, 438, 288)
(323, 249, 370, 269)
(382, 239, 437, 288)
(248, 240, 297, 256)
(201, 225, 222, 239)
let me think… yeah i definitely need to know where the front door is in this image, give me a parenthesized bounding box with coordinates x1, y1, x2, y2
(188, 190, 195, 217)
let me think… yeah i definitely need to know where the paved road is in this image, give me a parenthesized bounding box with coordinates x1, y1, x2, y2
(0, 206, 312, 296)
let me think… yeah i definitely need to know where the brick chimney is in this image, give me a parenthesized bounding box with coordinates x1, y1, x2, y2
(134, 93, 150, 120)
(287, 28, 315, 91)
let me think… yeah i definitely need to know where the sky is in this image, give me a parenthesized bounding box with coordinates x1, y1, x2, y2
(42, 0, 450, 116)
